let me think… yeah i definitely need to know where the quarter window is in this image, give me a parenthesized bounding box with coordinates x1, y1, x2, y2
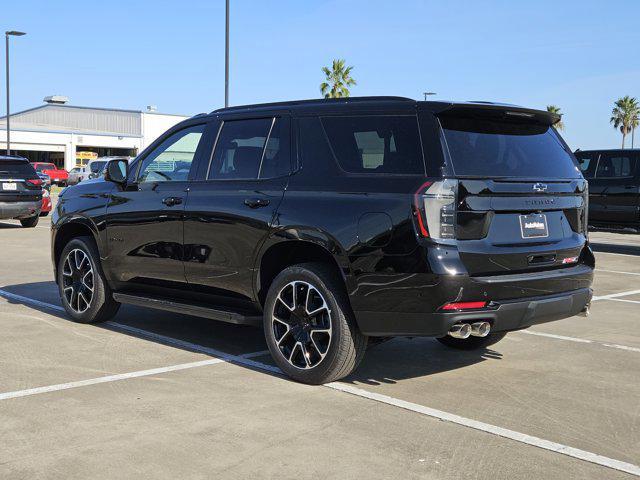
(321, 116, 424, 174)
(138, 124, 205, 183)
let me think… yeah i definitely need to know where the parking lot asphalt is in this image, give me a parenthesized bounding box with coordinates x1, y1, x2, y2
(1, 216, 639, 479)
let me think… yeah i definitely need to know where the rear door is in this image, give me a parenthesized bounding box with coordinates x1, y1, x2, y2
(590, 151, 639, 224)
(438, 111, 588, 275)
(105, 122, 211, 285)
(184, 115, 291, 301)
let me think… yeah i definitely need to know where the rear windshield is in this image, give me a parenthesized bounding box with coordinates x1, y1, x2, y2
(34, 163, 56, 172)
(321, 115, 425, 174)
(0, 161, 37, 177)
(440, 116, 580, 179)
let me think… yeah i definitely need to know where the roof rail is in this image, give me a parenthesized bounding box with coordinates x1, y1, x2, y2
(211, 96, 414, 114)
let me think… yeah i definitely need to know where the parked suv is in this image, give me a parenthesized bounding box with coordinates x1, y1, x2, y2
(0, 155, 43, 227)
(574, 149, 640, 230)
(51, 97, 594, 384)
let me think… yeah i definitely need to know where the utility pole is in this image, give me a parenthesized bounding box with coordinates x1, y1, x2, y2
(225, 0, 229, 108)
(423, 92, 436, 101)
(5, 31, 26, 155)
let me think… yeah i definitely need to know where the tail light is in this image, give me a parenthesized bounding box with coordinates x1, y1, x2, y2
(26, 178, 43, 187)
(582, 183, 589, 237)
(414, 179, 457, 240)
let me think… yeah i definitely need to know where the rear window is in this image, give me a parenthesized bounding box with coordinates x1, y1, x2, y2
(89, 161, 107, 173)
(34, 163, 56, 172)
(440, 116, 580, 178)
(0, 161, 37, 177)
(321, 116, 424, 174)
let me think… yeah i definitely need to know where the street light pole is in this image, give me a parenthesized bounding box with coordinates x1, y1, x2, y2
(423, 92, 436, 101)
(5, 30, 26, 156)
(225, 0, 229, 108)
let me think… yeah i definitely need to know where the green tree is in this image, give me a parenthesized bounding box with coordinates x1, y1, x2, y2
(610, 96, 639, 149)
(320, 59, 356, 98)
(546, 105, 564, 131)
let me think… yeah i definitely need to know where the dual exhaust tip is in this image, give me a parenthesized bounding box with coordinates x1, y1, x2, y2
(448, 322, 491, 339)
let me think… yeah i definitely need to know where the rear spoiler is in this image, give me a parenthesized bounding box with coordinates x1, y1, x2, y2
(427, 102, 560, 127)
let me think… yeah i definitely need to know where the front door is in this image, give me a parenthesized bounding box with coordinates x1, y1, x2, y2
(184, 116, 291, 301)
(105, 123, 209, 286)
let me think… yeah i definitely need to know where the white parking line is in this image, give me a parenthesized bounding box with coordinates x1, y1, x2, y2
(1, 289, 640, 476)
(327, 383, 640, 477)
(517, 330, 640, 353)
(592, 289, 640, 301)
(596, 268, 640, 276)
(609, 298, 640, 305)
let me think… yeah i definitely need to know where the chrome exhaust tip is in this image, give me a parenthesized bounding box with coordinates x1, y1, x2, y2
(470, 321, 491, 337)
(448, 323, 472, 339)
(579, 304, 590, 317)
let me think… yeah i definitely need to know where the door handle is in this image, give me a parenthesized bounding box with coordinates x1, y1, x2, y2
(162, 196, 183, 207)
(244, 197, 270, 208)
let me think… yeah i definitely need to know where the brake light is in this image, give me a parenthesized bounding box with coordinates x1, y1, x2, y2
(26, 178, 43, 187)
(440, 301, 488, 311)
(562, 256, 579, 264)
(413, 179, 457, 240)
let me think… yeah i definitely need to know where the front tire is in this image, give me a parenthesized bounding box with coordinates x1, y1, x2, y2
(20, 215, 39, 228)
(264, 263, 367, 384)
(57, 236, 120, 323)
(436, 331, 508, 350)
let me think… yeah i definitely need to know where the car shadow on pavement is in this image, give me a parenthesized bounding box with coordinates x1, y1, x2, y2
(1, 280, 502, 384)
(0, 221, 24, 229)
(591, 242, 640, 256)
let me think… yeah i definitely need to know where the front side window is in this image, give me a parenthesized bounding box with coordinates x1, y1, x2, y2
(595, 154, 637, 178)
(138, 124, 205, 183)
(208, 117, 290, 180)
(321, 116, 424, 174)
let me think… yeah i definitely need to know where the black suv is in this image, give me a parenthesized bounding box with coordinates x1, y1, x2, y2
(51, 97, 594, 384)
(0, 155, 43, 227)
(574, 149, 640, 230)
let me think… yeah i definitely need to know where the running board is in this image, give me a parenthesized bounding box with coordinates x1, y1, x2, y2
(112, 293, 263, 327)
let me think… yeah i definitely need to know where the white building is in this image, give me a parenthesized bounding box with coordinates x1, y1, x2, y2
(0, 97, 189, 170)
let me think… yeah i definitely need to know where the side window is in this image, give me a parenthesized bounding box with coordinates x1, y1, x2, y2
(596, 153, 637, 178)
(321, 115, 424, 174)
(138, 124, 205, 183)
(575, 153, 598, 179)
(208, 117, 290, 180)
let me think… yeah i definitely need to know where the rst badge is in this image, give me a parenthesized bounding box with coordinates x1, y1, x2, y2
(519, 213, 549, 238)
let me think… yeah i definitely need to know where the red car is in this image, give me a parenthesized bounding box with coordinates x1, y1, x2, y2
(40, 188, 52, 216)
(32, 162, 68, 186)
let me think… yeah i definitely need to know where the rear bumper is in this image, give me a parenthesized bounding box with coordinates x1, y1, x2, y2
(0, 201, 41, 219)
(352, 263, 594, 336)
(355, 288, 592, 336)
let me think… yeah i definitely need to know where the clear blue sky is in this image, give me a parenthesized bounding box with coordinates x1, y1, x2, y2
(3, 0, 639, 150)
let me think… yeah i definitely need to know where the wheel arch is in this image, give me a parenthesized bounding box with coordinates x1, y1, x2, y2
(255, 235, 353, 308)
(52, 216, 101, 283)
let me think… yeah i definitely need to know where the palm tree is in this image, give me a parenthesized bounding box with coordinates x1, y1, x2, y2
(546, 105, 564, 131)
(631, 110, 639, 148)
(320, 59, 356, 99)
(610, 96, 639, 149)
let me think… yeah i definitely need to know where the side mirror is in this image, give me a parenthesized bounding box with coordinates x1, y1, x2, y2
(104, 159, 128, 185)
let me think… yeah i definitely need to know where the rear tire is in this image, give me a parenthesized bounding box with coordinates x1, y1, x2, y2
(20, 215, 39, 228)
(57, 236, 120, 324)
(436, 332, 508, 350)
(264, 262, 367, 384)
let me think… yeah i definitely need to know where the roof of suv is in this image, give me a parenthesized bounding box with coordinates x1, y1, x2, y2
(0, 155, 29, 163)
(208, 96, 559, 124)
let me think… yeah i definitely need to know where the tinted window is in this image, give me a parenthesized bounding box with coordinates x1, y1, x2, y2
(441, 116, 580, 178)
(0, 161, 37, 177)
(208, 118, 287, 180)
(138, 124, 205, 182)
(34, 163, 56, 172)
(574, 152, 598, 179)
(89, 161, 107, 173)
(321, 116, 424, 174)
(595, 153, 637, 178)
